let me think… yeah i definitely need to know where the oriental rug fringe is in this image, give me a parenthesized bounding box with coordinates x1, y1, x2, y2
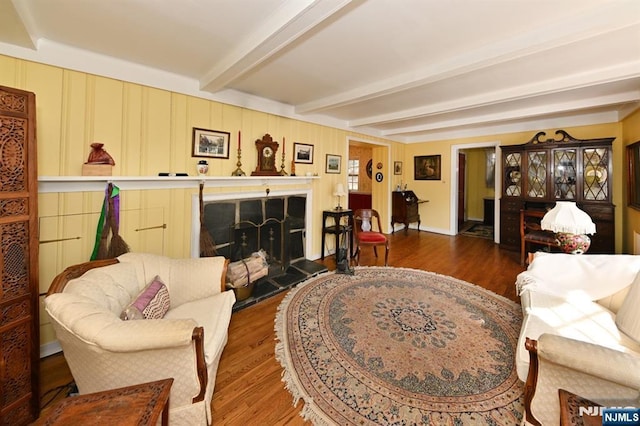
(275, 267, 523, 425)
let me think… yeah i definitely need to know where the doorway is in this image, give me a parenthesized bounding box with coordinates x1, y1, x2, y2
(347, 138, 392, 233)
(450, 142, 500, 243)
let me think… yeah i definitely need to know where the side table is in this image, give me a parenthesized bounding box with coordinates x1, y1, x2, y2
(34, 378, 173, 426)
(321, 208, 353, 260)
(558, 389, 601, 426)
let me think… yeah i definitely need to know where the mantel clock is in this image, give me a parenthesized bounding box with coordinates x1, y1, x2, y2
(251, 133, 280, 176)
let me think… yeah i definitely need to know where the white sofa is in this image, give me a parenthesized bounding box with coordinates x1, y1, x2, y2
(516, 252, 640, 425)
(44, 253, 236, 425)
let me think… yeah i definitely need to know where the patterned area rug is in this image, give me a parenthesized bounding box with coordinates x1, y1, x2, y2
(275, 267, 523, 425)
(461, 223, 494, 240)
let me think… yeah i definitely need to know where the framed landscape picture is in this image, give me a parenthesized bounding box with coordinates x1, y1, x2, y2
(294, 143, 314, 164)
(414, 155, 441, 180)
(326, 154, 341, 174)
(192, 128, 230, 159)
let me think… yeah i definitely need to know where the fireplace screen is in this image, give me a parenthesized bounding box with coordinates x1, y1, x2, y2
(202, 195, 306, 265)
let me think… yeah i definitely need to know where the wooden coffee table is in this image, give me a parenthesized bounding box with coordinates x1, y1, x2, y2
(35, 378, 173, 426)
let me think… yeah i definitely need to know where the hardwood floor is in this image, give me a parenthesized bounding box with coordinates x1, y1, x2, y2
(39, 230, 525, 424)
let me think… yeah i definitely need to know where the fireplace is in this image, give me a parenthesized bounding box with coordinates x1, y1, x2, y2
(191, 189, 326, 310)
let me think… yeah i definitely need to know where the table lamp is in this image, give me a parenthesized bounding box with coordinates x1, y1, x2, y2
(541, 201, 596, 254)
(333, 183, 346, 210)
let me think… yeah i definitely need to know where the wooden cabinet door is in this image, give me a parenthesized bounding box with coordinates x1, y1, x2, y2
(0, 86, 39, 425)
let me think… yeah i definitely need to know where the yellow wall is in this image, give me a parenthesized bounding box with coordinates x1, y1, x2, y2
(622, 108, 640, 253)
(1, 52, 634, 350)
(403, 123, 625, 248)
(0, 54, 399, 348)
(348, 145, 372, 193)
(462, 148, 495, 221)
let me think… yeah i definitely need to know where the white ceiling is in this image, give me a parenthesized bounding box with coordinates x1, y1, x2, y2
(1, 0, 639, 143)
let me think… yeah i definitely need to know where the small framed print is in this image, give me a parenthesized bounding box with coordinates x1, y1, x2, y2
(192, 128, 230, 159)
(294, 143, 314, 164)
(394, 161, 403, 175)
(414, 155, 441, 180)
(326, 154, 341, 174)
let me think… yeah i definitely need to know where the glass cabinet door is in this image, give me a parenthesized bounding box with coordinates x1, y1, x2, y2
(553, 149, 576, 200)
(583, 148, 608, 200)
(503, 152, 521, 196)
(527, 151, 547, 198)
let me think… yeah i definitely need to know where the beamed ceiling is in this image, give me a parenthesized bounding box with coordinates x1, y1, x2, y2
(0, 0, 639, 142)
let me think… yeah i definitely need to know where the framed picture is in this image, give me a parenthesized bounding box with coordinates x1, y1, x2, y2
(293, 143, 314, 164)
(326, 154, 341, 174)
(192, 128, 230, 159)
(414, 155, 441, 180)
(394, 161, 403, 175)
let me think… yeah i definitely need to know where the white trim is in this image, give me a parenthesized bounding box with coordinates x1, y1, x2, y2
(190, 188, 313, 259)
(0, 40, 393, 142)
(38, 175, 315, 193)
(450, 141, 501, 243)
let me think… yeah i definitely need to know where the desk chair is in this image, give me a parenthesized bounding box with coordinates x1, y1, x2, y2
(520, 209, 559, 265)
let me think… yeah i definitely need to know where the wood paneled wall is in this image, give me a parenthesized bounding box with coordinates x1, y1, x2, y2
(0, 54, 397, 351)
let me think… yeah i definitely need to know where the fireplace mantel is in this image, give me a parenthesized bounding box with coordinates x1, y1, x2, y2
(38, 175, 317, 193)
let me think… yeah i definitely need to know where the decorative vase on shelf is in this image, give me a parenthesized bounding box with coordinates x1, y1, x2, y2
(197, 160, 209, 176)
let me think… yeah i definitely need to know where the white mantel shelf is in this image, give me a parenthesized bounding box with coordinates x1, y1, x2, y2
(38, 175, 317, 193)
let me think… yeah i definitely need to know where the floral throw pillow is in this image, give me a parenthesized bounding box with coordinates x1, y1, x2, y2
(121, 276, 170, 320)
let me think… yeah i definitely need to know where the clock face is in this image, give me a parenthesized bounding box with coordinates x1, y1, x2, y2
(263, 146, 273, 157)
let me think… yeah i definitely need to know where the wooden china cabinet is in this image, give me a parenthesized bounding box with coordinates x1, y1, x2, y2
(499, 130, 615, 253)
(0, 86, 40, 425)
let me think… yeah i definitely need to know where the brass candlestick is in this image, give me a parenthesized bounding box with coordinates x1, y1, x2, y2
(231, 148, 246, 176)
(279, 151, 288, 175)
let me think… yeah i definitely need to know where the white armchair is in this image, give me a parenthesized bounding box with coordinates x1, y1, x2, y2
(44, 253, 235, 425)
(523, 333, 640, 425)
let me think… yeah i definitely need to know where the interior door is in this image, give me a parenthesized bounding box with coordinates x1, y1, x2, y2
(457, 152, 466, 232)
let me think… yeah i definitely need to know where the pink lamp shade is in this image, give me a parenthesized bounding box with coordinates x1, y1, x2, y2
(541, 201, 596, 254)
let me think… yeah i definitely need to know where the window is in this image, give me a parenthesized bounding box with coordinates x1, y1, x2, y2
(348, 159, 359, 191)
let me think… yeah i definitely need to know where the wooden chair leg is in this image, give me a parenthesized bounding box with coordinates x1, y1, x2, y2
(355, 247, 360, 265)
(373, 246, 378, 258)
(520, 240, 526, 266)
(384, 244, 389, 266)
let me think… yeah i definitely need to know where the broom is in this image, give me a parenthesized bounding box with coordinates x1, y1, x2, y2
(199, 182, 218, 257)
(107, 183, 130, 258)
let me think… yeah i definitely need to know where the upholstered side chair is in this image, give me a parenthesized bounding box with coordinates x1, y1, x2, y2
(353, 209, 389, 266)
(523, 334, 640, 426)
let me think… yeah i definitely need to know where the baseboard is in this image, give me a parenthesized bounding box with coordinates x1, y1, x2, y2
(419, 225, 452, 235)
(40, 340, 62, 358)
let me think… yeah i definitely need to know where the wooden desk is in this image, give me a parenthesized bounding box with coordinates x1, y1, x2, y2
(34, 378, 173, 426)
(391, 190, 427, 233)
(321, 209, 353, 260)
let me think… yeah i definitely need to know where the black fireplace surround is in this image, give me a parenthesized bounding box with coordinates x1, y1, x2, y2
(202, 194, 326, 310)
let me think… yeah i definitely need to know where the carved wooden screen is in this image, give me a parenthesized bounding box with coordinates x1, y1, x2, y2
(0, 86, 39, 425)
